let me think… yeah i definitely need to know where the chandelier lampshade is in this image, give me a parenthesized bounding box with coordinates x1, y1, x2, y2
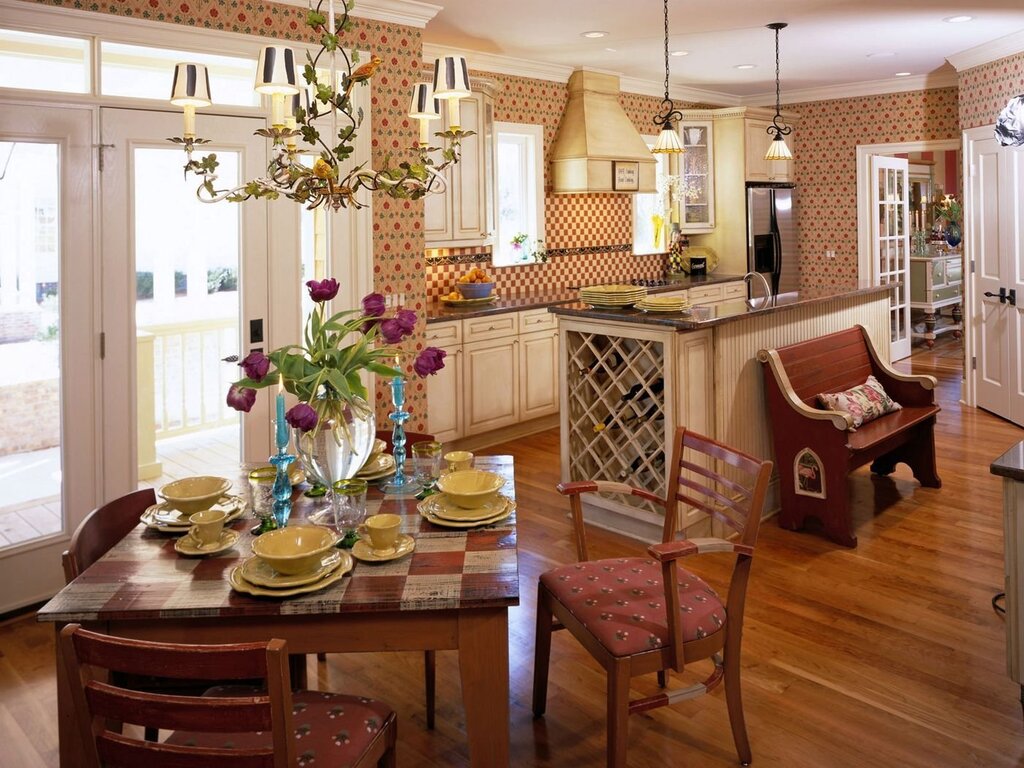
(432, 55, 471, 127)
(254, 46, 299, 95)
(170, 63, 212, 106)
(409, 82, 442, 145)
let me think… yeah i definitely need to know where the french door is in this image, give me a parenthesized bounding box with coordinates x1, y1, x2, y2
(0, 103, 98, 612)
(870, 155, 912, 361)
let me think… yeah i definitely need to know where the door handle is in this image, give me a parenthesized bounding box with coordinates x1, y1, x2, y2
(984, 288, 1009, 304)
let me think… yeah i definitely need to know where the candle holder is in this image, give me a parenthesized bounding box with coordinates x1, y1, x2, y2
(382, 372, 419, 495)
(269, 420, 295, 528)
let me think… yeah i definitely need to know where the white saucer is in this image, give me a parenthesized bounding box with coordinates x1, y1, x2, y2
(141, 495, 246, 531)
(228, 554, 352, 598)
(421, 493, 509, 522)
(352, 534, 416, 562)
(239, 551, 343, 588)
(174, 529, 240, 556)
(418, 499, 516, 528)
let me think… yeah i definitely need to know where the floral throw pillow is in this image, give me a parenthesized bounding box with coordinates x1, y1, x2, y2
(817, 375, 902, 430)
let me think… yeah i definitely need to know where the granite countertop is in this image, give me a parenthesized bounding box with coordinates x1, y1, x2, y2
(991, 442, 1024, 482)
(425, 273, 746, 323)
(548, 282, 894, 331)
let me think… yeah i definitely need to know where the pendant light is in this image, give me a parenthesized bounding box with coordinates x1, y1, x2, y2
(764, 22, 793, 161)
(651, 0, 684, 154)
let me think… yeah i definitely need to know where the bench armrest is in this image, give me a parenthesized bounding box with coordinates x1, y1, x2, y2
(647, 537, 754, 562)
(757, 349, 853, 431)
(856, 324, 938, 405)
(556, 480, 664, 507)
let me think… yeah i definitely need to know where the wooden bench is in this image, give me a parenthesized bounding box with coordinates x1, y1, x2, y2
(757, 325, 941, 546)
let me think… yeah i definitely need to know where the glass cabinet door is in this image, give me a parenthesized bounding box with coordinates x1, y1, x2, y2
(677, 120, 715, 233)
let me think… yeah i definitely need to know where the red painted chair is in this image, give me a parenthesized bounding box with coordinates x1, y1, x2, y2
(533, 428, 773, 768)
(60, 624, 397, 768)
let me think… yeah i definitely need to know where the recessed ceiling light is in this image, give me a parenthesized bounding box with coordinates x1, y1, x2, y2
(581, 30, 608, 38)
(894, 71, 912, 77)
(943, 15, 973, 23)
(866, 52, 896, 59)
(671, 50, 689, 57)
(604, 47, 617, 52)
(734, 64, 756, 70)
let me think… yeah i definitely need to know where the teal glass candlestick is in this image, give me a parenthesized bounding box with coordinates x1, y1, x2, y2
(269, 446, 295, 528)
(382, 371, 416, 494)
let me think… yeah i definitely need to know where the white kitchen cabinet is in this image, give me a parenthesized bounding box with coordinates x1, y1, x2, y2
(518, 309, 559, 420)
(463, 336, 519, 433)
(424, 321, 463, 443)
(424, 79, 497, 247)
(744, 118, 793, 182)
(685, 280, 746, 306)
(676, 119, 715, 234)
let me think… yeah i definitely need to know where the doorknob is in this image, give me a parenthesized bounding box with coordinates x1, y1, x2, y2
(984, 288, 1009, 304)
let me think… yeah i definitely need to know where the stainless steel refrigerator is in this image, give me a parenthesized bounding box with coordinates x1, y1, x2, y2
(746, 183, 798, 296)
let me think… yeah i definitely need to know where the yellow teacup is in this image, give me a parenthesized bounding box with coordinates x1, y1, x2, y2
(358, 513, 402, 555)
(189, 508, 227, 547)
(444, 450, 474, 472)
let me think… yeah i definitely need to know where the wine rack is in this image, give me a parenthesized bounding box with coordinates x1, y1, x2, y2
(565, 329, 668, 514)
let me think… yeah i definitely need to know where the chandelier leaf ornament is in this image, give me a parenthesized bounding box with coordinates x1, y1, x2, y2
(651, 0, 685, 154)
(764, 21, 793, 161)
(168, 0, 473, 211)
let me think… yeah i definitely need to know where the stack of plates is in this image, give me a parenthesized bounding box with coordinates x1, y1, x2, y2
(140, 495, 247, 532)
(356, 439, 396, 481)
(417, 493, 516, 528)
(229, 550, 354, 597)
(635, 295, 692, 314)
(579, 284, 648, 308)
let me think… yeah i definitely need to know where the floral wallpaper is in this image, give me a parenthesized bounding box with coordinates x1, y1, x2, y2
(958, 50, 1024, 130)
(787, 87, 959, 289)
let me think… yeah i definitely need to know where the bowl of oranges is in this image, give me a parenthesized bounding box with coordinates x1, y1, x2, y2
(455, 268, 494, 299)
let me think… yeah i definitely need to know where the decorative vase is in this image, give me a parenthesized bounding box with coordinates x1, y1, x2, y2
(944, 222, 962, 248)
(295, 396, 376, 489)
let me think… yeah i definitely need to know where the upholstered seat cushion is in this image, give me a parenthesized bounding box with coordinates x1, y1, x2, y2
(541, 557, 725, 657)
(165, 689, 392, 766)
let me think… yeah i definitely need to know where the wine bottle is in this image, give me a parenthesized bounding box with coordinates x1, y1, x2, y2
(617, 449, 666, 482)
(577, 350, 624, 378)
(593, 378, 665, 433)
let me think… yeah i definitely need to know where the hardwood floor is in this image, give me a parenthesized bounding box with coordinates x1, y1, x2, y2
(3, 337, 1023, 767)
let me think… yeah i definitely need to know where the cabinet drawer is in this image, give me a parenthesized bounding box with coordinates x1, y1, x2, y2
(463, 312, 518, 342)
(658, 289, 688, 300)
(424, 320, 462, 346)
(931, 283, 962, 303)
(519, 308, 557, 332)
(945, 260, 963, 283)
(688, 285, 724, 305)
(721, 281, 746, 300)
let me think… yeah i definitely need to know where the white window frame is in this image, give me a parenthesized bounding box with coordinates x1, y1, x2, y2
(632, 134, 669, 256)
(494, 121, 544, 267)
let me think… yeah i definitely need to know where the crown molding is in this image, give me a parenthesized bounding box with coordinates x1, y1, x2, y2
(422, 43, 575, 83)
(739, 71, 959, 107)
(274, 0, 442, 28)
(946, 28, 1024, 72)
(617, 76, 741, 107)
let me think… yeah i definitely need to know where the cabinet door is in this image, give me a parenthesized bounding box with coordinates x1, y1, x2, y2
(678, 120, 714, 233)
(423, 168, 452, 241)
(744, 120, 771, 182)
(426, 344, 463, 442)
(519, 329, 559, 419)
(452, 94, 486, 241)
(463, 336, 519, 433)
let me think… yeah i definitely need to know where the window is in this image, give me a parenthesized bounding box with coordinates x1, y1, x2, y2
(494, 122, 544, 266)
(0, 29, 90, 94)
(632, 136, 669, 255)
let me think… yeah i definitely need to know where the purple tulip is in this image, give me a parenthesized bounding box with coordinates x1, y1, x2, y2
(379, 318, 405, 344)
(395, 308, 417, 333)
(360, 318, 380, 335)
(239, 351, 270, 382)
(226, 384, 257, 413)
(306, 278, 340, 303)
(361, 292, 386, 317)
(285, 402, 318, 432)
(413, 346, 447, 377)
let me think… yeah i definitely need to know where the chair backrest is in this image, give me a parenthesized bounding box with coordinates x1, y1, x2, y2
(62, 488, 157, 583)
(376, 429, 435, 453)
(770, 325, 873, 406)
(60, 624, 295, 768)
(663, 428, 773, 548)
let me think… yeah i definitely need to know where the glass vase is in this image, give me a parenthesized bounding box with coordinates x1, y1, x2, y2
(294, 396, 376, 489)
(944, 221, 962, 248)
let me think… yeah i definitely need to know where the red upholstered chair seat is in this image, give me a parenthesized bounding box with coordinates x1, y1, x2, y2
(540, 557, 726, 657)
(166, 689, 393, 763)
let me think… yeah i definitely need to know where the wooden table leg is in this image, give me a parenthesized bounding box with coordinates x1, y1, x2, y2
(458, 608, 510, 767)
(55, 623, 84, 768)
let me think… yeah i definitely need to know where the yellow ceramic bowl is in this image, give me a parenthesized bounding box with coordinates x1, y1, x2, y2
(159, 476, 231, 515)
(436, 469, 505, 509)
(251, 526, 337, 576)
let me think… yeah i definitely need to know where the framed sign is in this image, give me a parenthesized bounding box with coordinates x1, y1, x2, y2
(612, 161, 639, 191)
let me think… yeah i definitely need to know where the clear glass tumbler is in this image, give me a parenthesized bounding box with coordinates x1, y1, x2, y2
(248, 466, 277, 521)
(411, 441, 443, 487)
(331, 478, 368, 532)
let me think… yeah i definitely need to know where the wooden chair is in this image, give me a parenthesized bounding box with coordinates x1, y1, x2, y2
(60, 624, 397, 768)
(533, 428, 773, 768)
(62, 489, 157, 583)
(317, 429, 440, 729)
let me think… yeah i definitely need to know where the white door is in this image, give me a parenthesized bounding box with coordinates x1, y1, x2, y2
(100, 109, 272, 499)
(0, 104, 99, 612)
(968, 127, 1024, 425)
(870, 155, 912, 361)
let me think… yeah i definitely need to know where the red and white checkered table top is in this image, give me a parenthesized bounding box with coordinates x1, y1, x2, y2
(38, 457, 519, 623)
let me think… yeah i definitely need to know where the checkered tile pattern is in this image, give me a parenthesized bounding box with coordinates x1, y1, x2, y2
(544, 194, 631, 249)
(38, 459, 518, 623)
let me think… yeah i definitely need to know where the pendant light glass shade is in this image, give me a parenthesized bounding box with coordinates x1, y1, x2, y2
(653, 125, 684, 154)
(764, 134, 793, 161)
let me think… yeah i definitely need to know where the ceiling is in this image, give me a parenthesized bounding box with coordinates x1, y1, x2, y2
(420, 0, 1024, 103)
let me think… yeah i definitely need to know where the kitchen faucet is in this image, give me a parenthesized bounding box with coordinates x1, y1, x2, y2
(744, 271, 774, 308)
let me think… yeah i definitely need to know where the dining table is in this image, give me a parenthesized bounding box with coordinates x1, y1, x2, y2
(37, 456, 520, 767)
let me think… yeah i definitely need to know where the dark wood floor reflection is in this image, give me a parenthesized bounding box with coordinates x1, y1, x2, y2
(4, 337, 1023, 767)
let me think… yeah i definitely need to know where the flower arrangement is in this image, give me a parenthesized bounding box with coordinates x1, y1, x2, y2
(934, 194, 962, 226)
(510, 233, 548, 263)
(226, 278, 446, 435)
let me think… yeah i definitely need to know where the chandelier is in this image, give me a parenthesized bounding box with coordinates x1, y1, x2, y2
(651, 0, 685, 154)
(167, 0, 472, 210)
(764, 22, 793, 161)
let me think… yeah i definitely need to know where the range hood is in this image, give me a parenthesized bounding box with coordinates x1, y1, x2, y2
(550, 69, 657, 195)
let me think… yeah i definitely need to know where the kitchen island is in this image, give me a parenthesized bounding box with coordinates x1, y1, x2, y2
(549, 283, 893, 540)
